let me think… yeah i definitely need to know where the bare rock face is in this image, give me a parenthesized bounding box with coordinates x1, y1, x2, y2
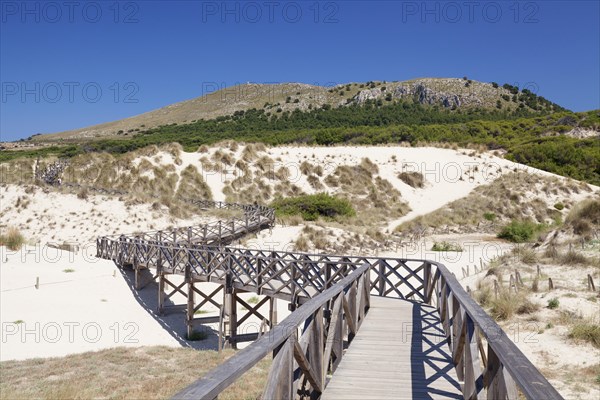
(354, 78, 498, 108)
(356, 88, 383, 103)
(394, 84, 462, 108)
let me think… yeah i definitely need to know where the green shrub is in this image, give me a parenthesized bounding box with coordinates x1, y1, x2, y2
(497, 220, 542, 243)
(271, 193, 355, 221)
(483, 212, 496, 222)
(547, 298, 560, 309)
(187, 330, 209, 341)
(553, 202, 564, 210)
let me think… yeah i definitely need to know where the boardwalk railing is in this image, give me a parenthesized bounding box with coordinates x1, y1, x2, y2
(172, 264, 371, 400)
(426, 261, 563, 400)
(95, 200, 563, 400)
(98, 239, 430, 307)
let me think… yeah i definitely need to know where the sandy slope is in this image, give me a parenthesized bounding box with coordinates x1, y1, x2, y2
(1, 145, 598, 398)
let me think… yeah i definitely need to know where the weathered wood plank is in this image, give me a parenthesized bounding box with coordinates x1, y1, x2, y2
(322, 297, 462, 400)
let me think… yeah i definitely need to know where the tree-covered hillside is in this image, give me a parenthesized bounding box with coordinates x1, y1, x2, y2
(1, 103, 598, 185)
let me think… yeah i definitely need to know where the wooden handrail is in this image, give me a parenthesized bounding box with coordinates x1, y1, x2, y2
(427, 261, 563, 400)
(95, 196, 563, 400)
(172, 264, 371, 400)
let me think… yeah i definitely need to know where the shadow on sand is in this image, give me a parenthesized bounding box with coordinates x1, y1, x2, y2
(117, 265, 221, 351)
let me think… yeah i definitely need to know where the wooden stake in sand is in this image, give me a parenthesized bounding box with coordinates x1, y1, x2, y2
(515, 269, 523, 287)
(548, 277, 554, 291)
(35, 277, 39, 289)
(588, 274, 596, 292)
(493, 280, 500, 299)
(509, 275, 518, 293)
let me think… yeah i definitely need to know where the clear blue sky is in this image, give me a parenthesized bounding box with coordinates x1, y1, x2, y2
(1, 0, 599, 141)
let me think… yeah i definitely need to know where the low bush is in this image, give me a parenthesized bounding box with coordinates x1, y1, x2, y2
(271, 193, 355, 221)
(483, 212, 496, 222)
(497, 220, 543, 243)
(187, 330, 209, 341)
(547, 298, 560, 309)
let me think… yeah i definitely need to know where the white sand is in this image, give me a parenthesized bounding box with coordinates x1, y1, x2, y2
(1, 144, 598, 398)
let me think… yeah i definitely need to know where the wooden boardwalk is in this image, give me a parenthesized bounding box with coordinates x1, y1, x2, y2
(322, 296, 462, 400)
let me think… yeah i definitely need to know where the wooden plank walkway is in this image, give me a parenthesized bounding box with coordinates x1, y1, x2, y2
(322, 296, 463, 400)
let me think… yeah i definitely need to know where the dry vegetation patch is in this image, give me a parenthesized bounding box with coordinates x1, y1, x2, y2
(396, 172, 593, 236)
(398, 171, 425, 188)
(0, 346, 270, 400)
(0, 226, 25, 250)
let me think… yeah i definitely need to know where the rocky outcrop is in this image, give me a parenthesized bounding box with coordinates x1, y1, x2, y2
(354, 78, 500, 108)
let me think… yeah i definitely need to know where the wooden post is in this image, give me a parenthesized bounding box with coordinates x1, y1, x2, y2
(588, 274, 596, 291)
(269, 296, 278, 327)
(548, 277, 554, 290)
(537, 264, 541, 278)
(35, 277, 39, 289)
(225, 289, 238, 349)
(493, 280, 499, 299)
(423, 262, 431, 304)
(515, 269, 523, 286)
(157, 233, 164, 315)
(218, 305, 224, 353)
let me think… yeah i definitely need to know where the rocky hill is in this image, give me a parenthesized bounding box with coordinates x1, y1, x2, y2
(32, 78, 564, 142)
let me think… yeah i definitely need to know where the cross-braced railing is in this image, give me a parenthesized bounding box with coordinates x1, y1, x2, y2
(169, 259, 563, 400)
(172, 264, 372, 400)
(424, 261, 563, 400)
(95, 200, 563, 400)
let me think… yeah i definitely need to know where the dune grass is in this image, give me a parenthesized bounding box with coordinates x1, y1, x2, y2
(0, 227, 25, 250)
(0, 346, 270, 400)
(569, 322, 600, 348)
(488, 290, 540, 321)
(398, 171, 425, 188)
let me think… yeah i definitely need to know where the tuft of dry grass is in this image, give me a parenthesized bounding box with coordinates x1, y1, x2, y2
(398, 171, 425, 188)
(560, 249, 592, 266)
(487, 290, 540, 321)
(566, 198, 600, 239)
(0, 346, 271, 400)
(511, 246, 538, 265)
(569, 322, 600, 348)
(0, 226, 25, 250)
